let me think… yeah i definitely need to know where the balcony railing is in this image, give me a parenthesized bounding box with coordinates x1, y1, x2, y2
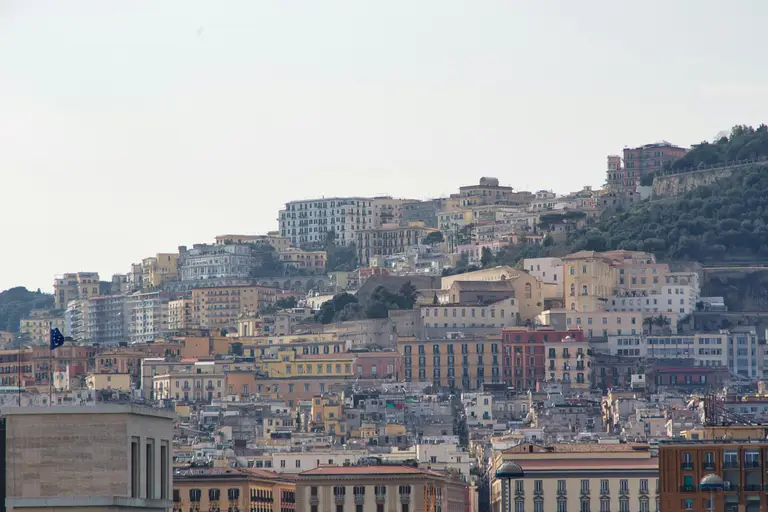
(723, 461, 739, 469)
(680, 462, 693, 470)
(679, 486, 696, 493)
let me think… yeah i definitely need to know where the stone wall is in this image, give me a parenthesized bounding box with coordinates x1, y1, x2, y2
(652, 161, 767, 197)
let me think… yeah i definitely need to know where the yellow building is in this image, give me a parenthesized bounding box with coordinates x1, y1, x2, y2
(562, 251, 618, 312)
(310, 393, 347, 441)
(399, 336, 502, 390)
(53, 272, 100, 309)
(259, 348, 355, 380)
(19, 310, 67, 344)
(141, 253, 179, 290)
(356, 221, 438, 266)
(85, 372, 132, 392)
(440, 266, 544, 322)
(0, 331, 13, 345)
(491, 443, 658, 512)
(278, 248, 327, 274)
(543, 336, 591, 389)
(421, 299, 520, 329)
(173, 467, 296, 512)
(192, 285, 277, 329)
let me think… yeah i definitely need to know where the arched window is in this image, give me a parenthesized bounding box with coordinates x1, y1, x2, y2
(569, 284, 576, 297)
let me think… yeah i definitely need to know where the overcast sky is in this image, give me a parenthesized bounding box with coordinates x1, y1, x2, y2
(1, 0, 766, 293)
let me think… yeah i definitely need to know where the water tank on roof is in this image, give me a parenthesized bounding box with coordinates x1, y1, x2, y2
(479, 177, 499, 187)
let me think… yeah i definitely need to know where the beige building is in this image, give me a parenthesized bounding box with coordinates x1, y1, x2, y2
(54, 272, 101, 309)
(167, 298, 193, 331)
(421, 299, 520, 329)
(562, 251, 617, 313)
(356, 222, 438, 266)
(4, 405, 174, 511)
(491, 443, 658, 512)
(19, 309, 66, 344)
(543, 335, 591, 389)
(191, 285, 276, 329)
(152, 371, 227, 402)
(86, 372, 132, 392)
(295, 465, 470, 512)
(141, 253, 178, 290)
(441, 267, 544, 322)
(279, 247, 328, 274)
(215, 233, 292, 250)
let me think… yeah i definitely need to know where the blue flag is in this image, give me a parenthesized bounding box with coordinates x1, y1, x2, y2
(50, 328, 65, 350)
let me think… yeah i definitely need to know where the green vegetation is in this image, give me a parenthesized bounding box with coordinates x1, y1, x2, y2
(422, 231, 444, 245)
(0, 287, 55, 333)
(669, 124, 768, 172)
(315, 282, 417, 324)
(249, 245, 286, 277)
(275, 296, 298, 309)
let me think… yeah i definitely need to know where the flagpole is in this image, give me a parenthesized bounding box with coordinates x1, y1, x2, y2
(49, 343, 53, 407)
(17, 342, 22, 406)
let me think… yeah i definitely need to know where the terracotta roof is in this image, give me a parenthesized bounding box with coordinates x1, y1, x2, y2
(514, 458, 658, 471)
(298, 465, 439, 477)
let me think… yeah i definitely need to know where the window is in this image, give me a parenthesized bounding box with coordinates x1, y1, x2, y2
(534, 500, 544, 512)
(130, 437, 140, 498)
(557, 499, 567, 512)
(600, 497, 610, 512)
(515, 480, 524, 494)
(160, 441, 169, 499)
(581, 480, 590, 494)
(682, 499, 694, 510)
(640, 479, 648, 493)
(534, 480, 543, 494)
(515, 501, 525, 512)
(619, 479, 629, 493)
(639, 497, 649, 512)
(145, 439, 155, 499)
(557, 480, 566, 494)
(581, 498, 590, 512)
(619, 498, 629, 512)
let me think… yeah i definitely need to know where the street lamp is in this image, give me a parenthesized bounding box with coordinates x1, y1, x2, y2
(495, 462, 524, 512)
(700, 474, 724, 512)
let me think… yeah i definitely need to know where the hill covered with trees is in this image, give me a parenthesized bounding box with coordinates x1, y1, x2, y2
(0, 287, 55, 333)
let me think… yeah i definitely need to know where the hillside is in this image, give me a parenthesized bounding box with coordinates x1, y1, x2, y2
(0, 287, 55, 333)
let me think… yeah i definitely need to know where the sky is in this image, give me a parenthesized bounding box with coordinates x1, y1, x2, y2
(1, 0, 766, 293)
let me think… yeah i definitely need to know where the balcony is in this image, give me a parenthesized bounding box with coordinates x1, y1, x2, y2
(743, 484, 761, 491)
(680, 462, 693, 470)
(744, 459, 761, 469)
(723, 460, 739, 470)
(679, 486, 696, 493)
(702, 461, 715, 471)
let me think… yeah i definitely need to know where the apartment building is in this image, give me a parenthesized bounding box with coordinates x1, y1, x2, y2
(295, 465, 469, 512)
(141, 253, 179, 290)
(83, 294, 131, 344)
(544, 334, 591, 389)
(168, 298, 193, 331)
(562, 251, 617, 313)
(173, 467, 296, 512)
(623, 141, 688, 184)
(492, 443, 659, 512)
(534, 310, 645, 339)
(86, 372, 132, 391)
(153, 370, 227, 402)
(356, 222, 437, 266)
(191, 285, 276, 329)
(421, 298, 520, 330)
(279, 196, 376, 247)
(278, 247, 327, 274)
(399, 336, 502, 390)
(659, 436, 768, 512)
(127, 292, 172, 344)
(606, 332, 728, 367)
(19, 309, 66, 344)
(4, 405, 174, 511)
(501, 328, 584, 390)
(606, 272, 700, 319)
(177, 243, 259, 284)
(53, 272, 100, 309)
(523, 257, 563, 286)
(458, 177, 533, 207)
(728, 326, 759, 379)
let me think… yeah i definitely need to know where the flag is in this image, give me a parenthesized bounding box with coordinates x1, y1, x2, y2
(50, 328, 65, 351)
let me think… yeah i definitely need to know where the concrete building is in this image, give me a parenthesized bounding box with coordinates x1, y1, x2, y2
(54, 272, 101, 309)
(502, 327, 584, 390)
(19, 309, 66, 344)
(523, 257, 563, 286)
(728, 326, 759, 379)
(401, 199, 441, 228)
(127, 292, 171, 344)
(83, 295, 131, 344)
(152, 370, 227, 403)
(462, 392, 494, 425)
(458, 177, 518, 207)
(421, 299, 520, 330)
(167, 298, 193, 331)
(295, 465, 469, 512)
(86, 372, 132, 392)
(141, 253, 179, 290)
(605, 333, 728, 368)
(215, 233, 292, 250)
(492, 442, 658, 512)
(3, 405, 174, 511)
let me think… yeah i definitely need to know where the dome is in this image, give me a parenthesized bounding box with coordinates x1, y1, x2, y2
(495, 461, 524, 479)
(700, 474, 724, 489)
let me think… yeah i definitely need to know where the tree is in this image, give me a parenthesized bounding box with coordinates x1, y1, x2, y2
(230, 342, 243, 356)
(480, 247, 493, 268)
(295, 411, 302, 432)
(275, 296, 298, 310)
(0, 287, 55, 333)
(423, 231, 444, 245)
(433, 292, 439, 305)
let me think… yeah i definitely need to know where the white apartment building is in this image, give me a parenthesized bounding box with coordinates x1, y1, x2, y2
(606, 275, 699, 319)
(606, 333, 728, 367)
(127, 291, 170, 344)
(279, 197, 406, 247)
(728, 326, 759, 379)
(523, 257, 563, 285)
(415, 442, 471, 480)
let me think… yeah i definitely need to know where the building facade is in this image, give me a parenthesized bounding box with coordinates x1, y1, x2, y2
(279, 197, 376, 247)
(191, 285, 276, 329)
(502, 328, 584, 390)
(562, 251, 617, 313)
(54, 272, 101, 309)
(20, 309, 66, 344)
(356, 222, 437, 266)
(141, 253, 179, 290)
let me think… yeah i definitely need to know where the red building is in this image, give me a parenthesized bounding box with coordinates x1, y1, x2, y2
(353, 351, 402, 380)
(501, 327, 583, 390)
(646, 361, 728, 392)
(606, 141, 688, 190)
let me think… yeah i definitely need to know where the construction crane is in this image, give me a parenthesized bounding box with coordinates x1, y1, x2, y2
(703, 392, 761, 427)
